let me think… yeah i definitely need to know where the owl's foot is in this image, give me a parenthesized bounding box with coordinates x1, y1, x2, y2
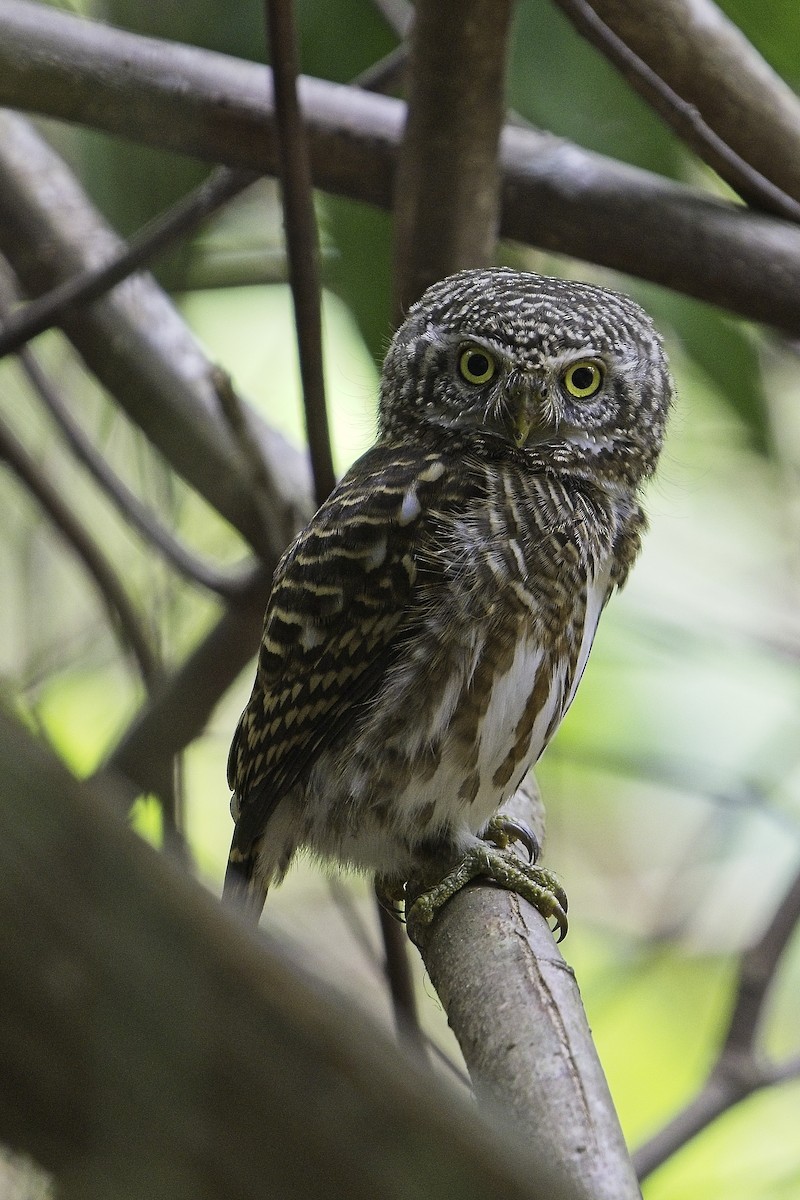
(482, 813, 540, 863)
(405, 831, 568, 946)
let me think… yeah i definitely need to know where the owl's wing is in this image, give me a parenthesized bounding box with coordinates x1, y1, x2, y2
(227, 443, 455, 857)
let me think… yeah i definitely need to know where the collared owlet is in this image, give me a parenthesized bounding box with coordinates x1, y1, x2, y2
(225, 267, 672, 940)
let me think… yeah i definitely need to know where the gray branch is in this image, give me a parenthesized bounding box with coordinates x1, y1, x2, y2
(0, 108, 307, 561)
(580, 0, 800, 204)
(410, 781, 642, 1200)
(390, 0, 515, 313)
(634, 861, 800, 1179)
(552, 0, 800, 221)
(0, 1, 800, 330)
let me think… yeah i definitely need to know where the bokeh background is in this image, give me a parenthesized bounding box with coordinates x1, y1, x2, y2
(2, 2, 799, 1196)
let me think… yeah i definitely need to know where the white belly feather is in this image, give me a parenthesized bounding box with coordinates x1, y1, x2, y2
(399, 555, 614, 835)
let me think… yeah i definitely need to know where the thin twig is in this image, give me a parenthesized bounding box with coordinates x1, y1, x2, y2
(563, 0, 800, 205)
(634, 861, 800, 1179)
(370, 0, 413, 38)
(376, 902, 425, 1055)
(2, 302, 249, 597)
(723, 862, 800, 1054)
(265, 0, 335, 506)
(326, 878, 383, 971)
(0, 414, 160, 688)
(352, 44, 407, 93)
(0, 166, 256, 361)
(211, 365, 284, 533)
(553, 0, 800, 224)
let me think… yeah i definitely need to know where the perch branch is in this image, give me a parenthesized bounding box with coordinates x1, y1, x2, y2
(2, 2, 800, 330)
(408, 781, 642, 1200)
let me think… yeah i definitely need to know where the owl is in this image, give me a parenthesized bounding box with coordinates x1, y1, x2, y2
(224, 268, 672, 940)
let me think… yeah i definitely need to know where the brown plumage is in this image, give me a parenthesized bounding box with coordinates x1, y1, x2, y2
(224, 268, 673, 930)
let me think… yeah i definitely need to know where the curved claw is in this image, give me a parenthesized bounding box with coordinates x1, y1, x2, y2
(375, 875, 407, 923)
(406, 842, 568, 946)
(483, 815, 540, 863)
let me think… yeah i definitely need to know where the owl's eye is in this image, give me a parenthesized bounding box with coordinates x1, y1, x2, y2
(458, 346, 496, 385)
(563, 360, 603, 398)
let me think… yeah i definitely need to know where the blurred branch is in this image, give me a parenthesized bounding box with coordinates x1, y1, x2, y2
(0, 415, 160, 688)
(376, 901, 423, 1051)
(265, 0, 334, 506)
(408, 782, 642, 1200)
(634, 861, 800, 1180)
(0, 166, 257, 361)
(211, 367, 285, 532)
(568, 0, 800, 205)
(552, 0, 800, 223)
(370, 0, 413, 38)
(724, 862, 800, 1055)
(99, 564, 273, 806)
(0, 282, 248, 599)
(0, 711, 577, 1200)
(0, 110, 308, 562)
(352, 44, 407, 94)
(2, 3, 800, 331)
(391, 0, 515, 313)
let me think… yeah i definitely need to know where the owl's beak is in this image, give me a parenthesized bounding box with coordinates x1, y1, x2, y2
(511, 410, 532, 448)
(509, 387, 555, 448)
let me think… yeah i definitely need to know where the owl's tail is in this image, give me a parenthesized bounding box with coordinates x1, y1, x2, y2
(222, 840, 269, 925)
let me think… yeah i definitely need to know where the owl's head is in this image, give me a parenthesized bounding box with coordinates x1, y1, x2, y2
(379, 268, 673, 487)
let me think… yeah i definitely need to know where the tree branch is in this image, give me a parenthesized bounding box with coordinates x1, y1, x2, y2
(265, 0, 335, 506)
(552, 0, 800, 222)
(409, 782, 642, 1200)
(0, 279, 247, 599)
(0, 711, 580, 1200)
(724, 862, 800, 1055)
(0, 165, 256, 361)
(572, 0, 800, 205)
(98, 564, 273, 807)
(634, 861, 800, 1179)
(0, 415, 160, 688)
(390, 0, 515, 313)
(0, 110, 308, 561)
(2, 2, 800, 330)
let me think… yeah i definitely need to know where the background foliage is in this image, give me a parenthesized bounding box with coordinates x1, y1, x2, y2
(2, 1, 799, 1196)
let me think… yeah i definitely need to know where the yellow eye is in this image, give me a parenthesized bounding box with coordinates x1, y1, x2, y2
(563, 360, 603, 398)
(458, 345, 496, 385)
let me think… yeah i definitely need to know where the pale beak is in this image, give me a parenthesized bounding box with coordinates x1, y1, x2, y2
(511, 408, 533, 449)
(509, 387, 553, 448)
